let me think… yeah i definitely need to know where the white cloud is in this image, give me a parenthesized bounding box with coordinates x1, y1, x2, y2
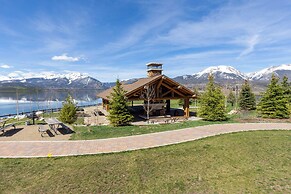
(51, 53, 80, 62)
(0, 64, 12, 69)
(100, 1, 182, 54)
(238, 34, 260, 58)
(153, 1, 291, 51)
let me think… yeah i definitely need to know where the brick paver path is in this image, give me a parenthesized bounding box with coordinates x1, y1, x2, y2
(0, 123, 290, 158)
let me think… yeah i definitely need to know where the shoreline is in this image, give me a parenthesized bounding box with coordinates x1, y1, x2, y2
(0, 103, 100, 119)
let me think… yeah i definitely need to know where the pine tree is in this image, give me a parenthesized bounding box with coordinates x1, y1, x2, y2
(198, 75, 227, 121)
(193, 87, 200, 98)
(257, 75, 289, 118)
(108, 79, 134, 126)
(281, 76, 291, 103)
(238, 80, 256, 110)
(281, 76, 291, 115)
(227, 90, 236, 107)
(59, 95, 77, 124)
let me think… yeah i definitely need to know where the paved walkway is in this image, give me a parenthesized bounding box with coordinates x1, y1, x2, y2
(0, 123, 290, 158)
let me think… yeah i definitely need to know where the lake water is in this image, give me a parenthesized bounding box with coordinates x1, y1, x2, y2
(0, 89, 102, 117)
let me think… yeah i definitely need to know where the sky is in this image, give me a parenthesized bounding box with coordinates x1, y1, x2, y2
(1, 0, 291, 82)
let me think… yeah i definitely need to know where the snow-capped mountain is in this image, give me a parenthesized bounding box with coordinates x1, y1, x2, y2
(1, 64, 291, 90)
(249, 64, 291, 81)
(0, 71, 89, 81)
(193, 65, 247, 80)
(0, 71, 105, 89)
(174, 65, 247, 86)
(173, 64, 291, 88)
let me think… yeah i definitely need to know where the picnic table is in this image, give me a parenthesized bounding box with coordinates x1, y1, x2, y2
(45, 118, 62, 135)
(0, 119, 16, 135)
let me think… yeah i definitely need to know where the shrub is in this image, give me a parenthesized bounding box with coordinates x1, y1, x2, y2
(59, 95, 77, 124)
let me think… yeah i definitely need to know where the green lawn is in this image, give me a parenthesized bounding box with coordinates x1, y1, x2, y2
(71, 119, 234, 140)
(0, 131, 290, 193)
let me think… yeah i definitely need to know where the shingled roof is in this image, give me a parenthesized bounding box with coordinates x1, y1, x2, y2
(98, 75, 195, 100)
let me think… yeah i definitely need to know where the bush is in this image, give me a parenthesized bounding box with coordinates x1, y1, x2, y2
(59, 95, 77, 124)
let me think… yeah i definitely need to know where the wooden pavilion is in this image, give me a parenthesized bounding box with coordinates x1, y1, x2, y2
(98, 63, 196, 118)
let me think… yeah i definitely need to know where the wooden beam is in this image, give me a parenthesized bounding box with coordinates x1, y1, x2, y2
(161, 90, 172, 97)
(126, 75, 162, 97)
(161, 83, 186, 97)
(128, 97, 191, 101)
(156, 77, 167, 98)
(184, 98, 190, 118)
(157, 78, 163, 90)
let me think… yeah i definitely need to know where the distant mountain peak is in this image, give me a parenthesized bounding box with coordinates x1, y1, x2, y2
(193, 65, 248, 80)
(1, 71, 89, 82)
(249, 64, 291, 81)
(0, 71, 105, 90)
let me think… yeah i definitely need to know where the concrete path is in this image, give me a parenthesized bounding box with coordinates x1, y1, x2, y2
(0, 123, 290, 158)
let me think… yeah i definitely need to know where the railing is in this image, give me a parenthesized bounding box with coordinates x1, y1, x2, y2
(0, 103, 100, 118)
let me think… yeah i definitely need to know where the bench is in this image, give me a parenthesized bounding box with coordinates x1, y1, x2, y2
(38, 125, 48, 137)
(0, 121, 16, 135)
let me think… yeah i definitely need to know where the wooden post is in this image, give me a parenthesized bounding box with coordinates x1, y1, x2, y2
(166, 99, 170, 114)
(102, 99, 109, 111)
(184, 98, 190, 118)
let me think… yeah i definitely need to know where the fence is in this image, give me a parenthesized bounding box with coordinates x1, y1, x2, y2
(0, 103, 99, 118)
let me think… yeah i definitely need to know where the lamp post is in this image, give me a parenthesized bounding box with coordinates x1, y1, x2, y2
(235, 85, 239, 111)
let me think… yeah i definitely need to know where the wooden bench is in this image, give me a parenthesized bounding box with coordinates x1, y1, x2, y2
(0, 121, 16, 135)
(38, 125, 48, 137)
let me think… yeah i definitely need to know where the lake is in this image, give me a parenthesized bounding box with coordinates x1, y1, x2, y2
(0, 89, 103, 117)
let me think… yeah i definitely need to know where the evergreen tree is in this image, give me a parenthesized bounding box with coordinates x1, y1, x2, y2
(281, 76, 291, 115)
(193, 87, 200, 98)
(59, 95, 77, 124)
(238, 80, 256, 110)
(257, 75, 289, 118)
(108, 79, 134, 126)
(227, 90, 236, 107)
(281, 76, 291, 103)
(198, 75, 227, 121)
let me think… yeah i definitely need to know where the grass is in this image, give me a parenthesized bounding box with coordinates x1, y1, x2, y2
(0, 131, 290, 193)
(71, 119, 234, 140)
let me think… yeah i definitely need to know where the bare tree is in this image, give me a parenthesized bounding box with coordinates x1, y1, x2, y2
(140, 84, 156, 120)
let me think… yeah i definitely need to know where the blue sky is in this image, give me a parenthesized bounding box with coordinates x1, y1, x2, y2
(1, 0, 291, 82)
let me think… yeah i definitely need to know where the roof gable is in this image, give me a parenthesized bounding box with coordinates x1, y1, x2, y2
(98, 75, 195, 100)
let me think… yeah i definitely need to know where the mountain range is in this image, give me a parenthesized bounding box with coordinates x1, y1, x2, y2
(0, 72, 104, 90)
(173, 64, 291, 88)
(0, 64, 290, 90)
